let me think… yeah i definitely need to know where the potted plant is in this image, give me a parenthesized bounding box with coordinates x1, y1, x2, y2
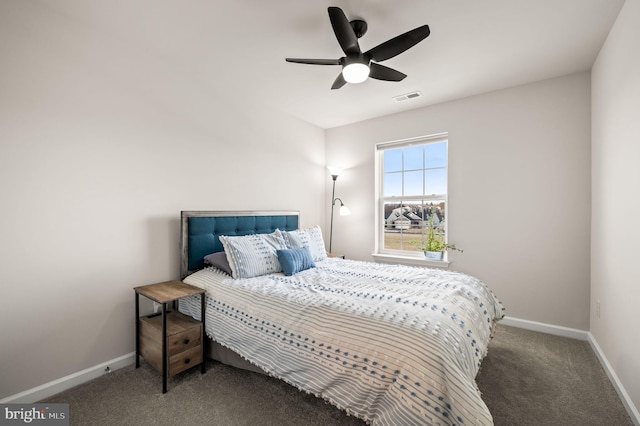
(412, 215, 463, 260)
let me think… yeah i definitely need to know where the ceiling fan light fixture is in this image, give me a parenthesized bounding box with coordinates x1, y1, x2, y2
(342, 62, 370, 84)
(285, 7, 430, 89)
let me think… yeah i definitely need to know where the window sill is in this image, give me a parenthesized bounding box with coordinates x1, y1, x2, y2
(372, 253, 450, 269)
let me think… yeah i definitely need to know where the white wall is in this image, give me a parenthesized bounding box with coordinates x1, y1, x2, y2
(0, 1, 325, 399)
(326, 73, 592, 331)
(591, 0, 640, 412)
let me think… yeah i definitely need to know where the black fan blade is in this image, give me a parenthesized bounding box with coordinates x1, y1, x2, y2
(331, 73, 347, 90)
(286, 58, 341, 65)
(365, 25, 430, 62)
(328, 7, 361, 55)
(369, 63, 407, 82)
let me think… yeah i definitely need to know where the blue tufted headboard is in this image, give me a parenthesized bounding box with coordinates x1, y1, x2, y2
(180, 210, 299, 279)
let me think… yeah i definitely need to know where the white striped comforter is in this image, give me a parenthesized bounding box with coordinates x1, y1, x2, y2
(181, 258, 504, 426)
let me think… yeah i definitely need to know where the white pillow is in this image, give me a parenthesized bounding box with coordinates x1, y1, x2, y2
(219, 231, 288, 279)
(281, 225, 327, 262)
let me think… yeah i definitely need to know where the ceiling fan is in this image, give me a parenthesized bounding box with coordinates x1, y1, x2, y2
(286, 7, 430, 90)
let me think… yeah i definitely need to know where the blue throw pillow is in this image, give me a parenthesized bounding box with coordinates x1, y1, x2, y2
(277, 247, 316, 276)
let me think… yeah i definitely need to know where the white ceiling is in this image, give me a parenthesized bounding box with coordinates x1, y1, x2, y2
(39, 0, 625, 129)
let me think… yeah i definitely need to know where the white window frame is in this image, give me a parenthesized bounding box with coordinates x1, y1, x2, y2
(372, 133, 450, 268)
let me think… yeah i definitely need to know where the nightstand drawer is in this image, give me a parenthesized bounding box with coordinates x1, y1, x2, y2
(139, 311, 201, 348)
(167, 326, 201, 355)
(170, 346, 203, 376)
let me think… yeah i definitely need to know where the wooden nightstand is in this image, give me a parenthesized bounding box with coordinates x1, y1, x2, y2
(134, 280, 206, 393)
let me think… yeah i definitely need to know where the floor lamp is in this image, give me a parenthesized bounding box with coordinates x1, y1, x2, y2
(328, 167, 351, 253)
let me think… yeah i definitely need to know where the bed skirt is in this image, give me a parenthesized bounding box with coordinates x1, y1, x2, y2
(206, 338, 266, 375)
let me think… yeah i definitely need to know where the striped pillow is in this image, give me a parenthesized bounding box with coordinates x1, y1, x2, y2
(281, 225, 327, 262)
(219, 231, 288, 279)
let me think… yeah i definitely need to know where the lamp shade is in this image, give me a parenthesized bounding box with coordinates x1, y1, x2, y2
(339, 205, 351, 216)
(327, 166, 343, 177)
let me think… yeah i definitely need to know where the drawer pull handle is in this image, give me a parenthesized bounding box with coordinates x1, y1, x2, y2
(183, 338, 190, 345)
(184, 358, 190, 364)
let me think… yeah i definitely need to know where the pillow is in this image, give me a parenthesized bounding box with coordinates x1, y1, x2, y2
(280, 225, 327, 262)
(277, 247, 316, 276)
(203, 251, 232, 275)
(219, 231, 288, 279)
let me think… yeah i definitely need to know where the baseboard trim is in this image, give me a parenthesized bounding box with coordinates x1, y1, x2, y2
(587, 333, 640, 426)
(502, 316, 639, 425)
(500, 316, 589, 340)
(0, 352, 136, 404)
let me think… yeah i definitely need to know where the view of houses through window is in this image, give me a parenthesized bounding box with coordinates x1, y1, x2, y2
(383, 200, 446, 252)
(377, 135, 448, 256)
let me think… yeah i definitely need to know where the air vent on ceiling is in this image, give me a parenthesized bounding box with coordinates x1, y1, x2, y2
(393, 91, 423, 102)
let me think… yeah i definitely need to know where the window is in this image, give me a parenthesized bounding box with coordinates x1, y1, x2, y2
(375, 134, 449, 260)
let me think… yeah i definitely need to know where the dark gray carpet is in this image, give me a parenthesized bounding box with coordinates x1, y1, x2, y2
(476, 325, 633, 426)
(42, 325, 633, 425)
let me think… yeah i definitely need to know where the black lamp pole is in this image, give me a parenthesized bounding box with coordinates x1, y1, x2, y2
(329, 174, 338, 253)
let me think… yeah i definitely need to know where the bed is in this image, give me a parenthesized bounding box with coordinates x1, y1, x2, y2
(178, 210, 504, 425)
